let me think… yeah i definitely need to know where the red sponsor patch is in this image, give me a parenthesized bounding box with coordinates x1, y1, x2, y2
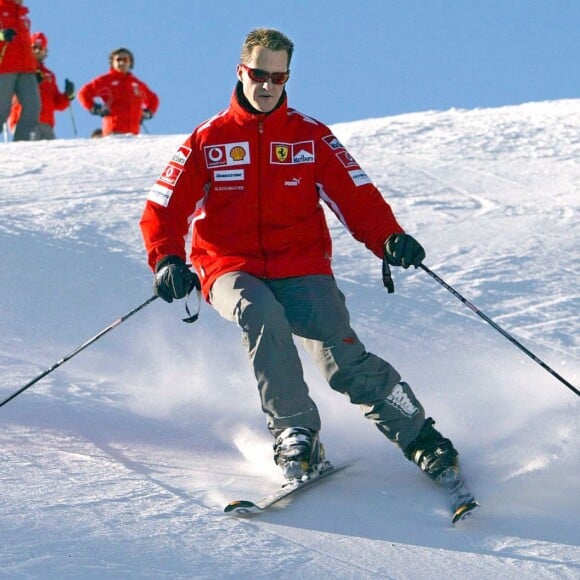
(205, 145, 227, 167)
(292, 141, 314, 163)
(322, 134, 344, 150)
(172, 145, 192, 166)
(272, 143, 291, 163)
(336, 150, 359, 168)
(158, 164, 183, 187)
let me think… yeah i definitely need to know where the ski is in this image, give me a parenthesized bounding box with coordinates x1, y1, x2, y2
(224, 460, 479, 523)
(224, 461, 347, 516)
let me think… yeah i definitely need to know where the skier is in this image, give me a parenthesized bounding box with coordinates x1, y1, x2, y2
(8, 31, 74, 140)
(140, 28, 477, 521)
(78, 47, 158, 137)
(0, 0, 40, 141)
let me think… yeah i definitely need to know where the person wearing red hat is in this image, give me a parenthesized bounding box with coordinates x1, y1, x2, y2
(8, 31, 75, 139)
(78, 47, 159, 137)
(0, 0, 40, 140)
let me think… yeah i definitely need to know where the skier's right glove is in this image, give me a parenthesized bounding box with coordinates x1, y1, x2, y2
(0, 28, 16, 42)
(153, 255, 201, 303)
(90, 103, 110, 117)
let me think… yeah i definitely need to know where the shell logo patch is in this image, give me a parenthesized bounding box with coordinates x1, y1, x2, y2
(229, 145, 246, 162)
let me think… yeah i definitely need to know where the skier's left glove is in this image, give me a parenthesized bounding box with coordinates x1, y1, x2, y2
(154, 255, 200, 303)
(384, 233, 425, 269)
(64, 78, 75, 100)
(141, 109, 153, 121)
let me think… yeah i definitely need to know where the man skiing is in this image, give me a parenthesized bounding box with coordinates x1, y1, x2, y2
(140, 28, 477, 522)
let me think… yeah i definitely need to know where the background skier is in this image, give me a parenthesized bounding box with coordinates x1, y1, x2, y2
(8, 31, 74, 139)
(78, 47, 158, 136)
(0, 0, 40, 141)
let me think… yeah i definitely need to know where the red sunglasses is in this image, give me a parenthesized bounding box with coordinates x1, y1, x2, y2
(240, 64, 289, 85)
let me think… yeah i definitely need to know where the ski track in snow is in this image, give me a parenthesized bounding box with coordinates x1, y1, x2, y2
(0, 100, 578, 578)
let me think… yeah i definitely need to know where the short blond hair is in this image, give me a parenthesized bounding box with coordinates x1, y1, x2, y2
(240, 28, 294, 67)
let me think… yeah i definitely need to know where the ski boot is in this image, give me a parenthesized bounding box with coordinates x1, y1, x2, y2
(273, 427, 328, 484)
(405, 418, 479, 523)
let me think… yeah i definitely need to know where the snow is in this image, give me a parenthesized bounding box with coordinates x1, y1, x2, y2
(0, 99, 579, 579)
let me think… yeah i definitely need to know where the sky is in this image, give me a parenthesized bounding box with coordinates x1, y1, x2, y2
(0, 99, 578, 576)
(21, 0, 580, 140)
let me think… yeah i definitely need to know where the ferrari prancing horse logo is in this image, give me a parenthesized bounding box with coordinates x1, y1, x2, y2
(275, 146, 289, 162)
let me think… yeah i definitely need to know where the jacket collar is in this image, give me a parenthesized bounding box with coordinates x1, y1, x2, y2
(108, 69, 134, 79)
(229, 81, 288, 125)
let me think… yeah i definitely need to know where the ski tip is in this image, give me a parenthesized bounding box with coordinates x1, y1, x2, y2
(224, 500, 262, 516)
(452, 500, 480, 524)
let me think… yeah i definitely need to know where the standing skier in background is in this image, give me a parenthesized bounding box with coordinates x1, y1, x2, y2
(140, 28, 478, 521)
(0, 0, 40, 141)
(8, 31, 75, 140)
(78, 47, 158, 137)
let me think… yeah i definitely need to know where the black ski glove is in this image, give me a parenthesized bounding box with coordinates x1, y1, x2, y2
(384, 233, 426, 269)
(154, 255, 201, 303)
(141, 109, 153, 121)
(64, 78, 75, 99)
(0, 28, 16, 42)
(90, 103, 110, 117)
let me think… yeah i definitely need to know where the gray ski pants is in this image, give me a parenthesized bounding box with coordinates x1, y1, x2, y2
(0, 73, 40, 141)
(210, 272, 426, 450)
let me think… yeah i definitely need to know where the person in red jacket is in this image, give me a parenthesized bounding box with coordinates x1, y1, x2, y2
(8, 31, 74, 139)
(78, 47, 159, 137)
(0, 0, 40, 141)
(140, 29, 477, 520)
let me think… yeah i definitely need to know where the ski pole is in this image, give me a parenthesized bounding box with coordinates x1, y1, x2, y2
(420, 264, 579, 397)
(0, 295, 158, 409)
(68, 104, 78, 137)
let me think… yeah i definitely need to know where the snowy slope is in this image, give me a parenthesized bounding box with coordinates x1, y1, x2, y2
(0, 100, 578, 579)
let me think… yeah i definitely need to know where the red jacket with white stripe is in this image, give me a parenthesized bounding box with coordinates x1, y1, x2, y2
(140, 86, 404, 298)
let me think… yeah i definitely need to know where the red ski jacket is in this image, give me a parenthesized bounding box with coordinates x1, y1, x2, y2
(77, 69, 159, 136)
(0, 0, 35, 74)
(8, 61, 69, 129)
(140, 87, 404, 298)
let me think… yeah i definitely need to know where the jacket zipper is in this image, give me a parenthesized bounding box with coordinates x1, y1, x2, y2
(257, 119, 268, 277)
